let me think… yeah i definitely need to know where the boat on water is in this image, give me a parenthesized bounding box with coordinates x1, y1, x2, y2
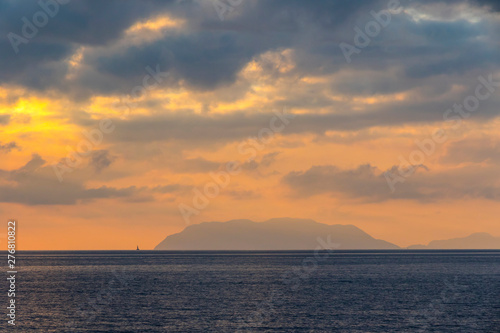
(136, 245, 140, 251)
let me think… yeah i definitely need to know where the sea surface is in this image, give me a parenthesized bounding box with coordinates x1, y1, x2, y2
(3, 250, 500, 332)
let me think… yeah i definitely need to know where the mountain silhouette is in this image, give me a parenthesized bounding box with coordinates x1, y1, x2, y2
(408, 232, 500, 249)
(154, 218, 400, 250)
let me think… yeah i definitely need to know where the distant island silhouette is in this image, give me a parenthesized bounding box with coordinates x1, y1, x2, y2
(155, 218, 500, 250)
(408, 232, 500, 249)
(155, 218, 399, 250)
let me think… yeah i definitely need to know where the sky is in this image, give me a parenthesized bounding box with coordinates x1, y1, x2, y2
(0, 0, 499, 250)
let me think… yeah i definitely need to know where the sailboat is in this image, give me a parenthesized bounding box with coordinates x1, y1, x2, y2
(136, 245, 140, 251)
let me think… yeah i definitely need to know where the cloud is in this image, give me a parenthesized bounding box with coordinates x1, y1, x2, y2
(260, 152, 281, 167)
(240, 152, 282, 177)
(90, 150, 116, 173)
(0, 0, 178, 96)
(283, 163, 500, 202)
(168, 157, 221, 173)
(152, 184, 188, 193)
(0, 141, 19, 153)
(0, 114, 10, 125)
(0, 153, 137, 205)
(441, 137, 500, 164)
(1, 0, 498, 101)
(73, 90, 500, 147)
(225, 190, 261, 200)
(283, 164, 396, 201)
(471, 0, 500, 11)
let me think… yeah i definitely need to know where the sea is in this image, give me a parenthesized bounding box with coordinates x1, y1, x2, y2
(4, 250, 500, 332)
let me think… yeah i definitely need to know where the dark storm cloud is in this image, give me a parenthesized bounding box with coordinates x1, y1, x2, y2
(0, 0, 175, 90)
(282, 163, 500, 202)
(0, 0, 492, 92)
(91, 30, 278, 92)
(0, 0, 172, 46)
(80, 0, 393, 92)
(471, 0, 500, 11)
(0, 0, 498, 127)
(329, 12, 499, 80)
(416, 0, 500, 12)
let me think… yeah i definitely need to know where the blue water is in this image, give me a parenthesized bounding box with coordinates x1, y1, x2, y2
(4, 250, 500, 332)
